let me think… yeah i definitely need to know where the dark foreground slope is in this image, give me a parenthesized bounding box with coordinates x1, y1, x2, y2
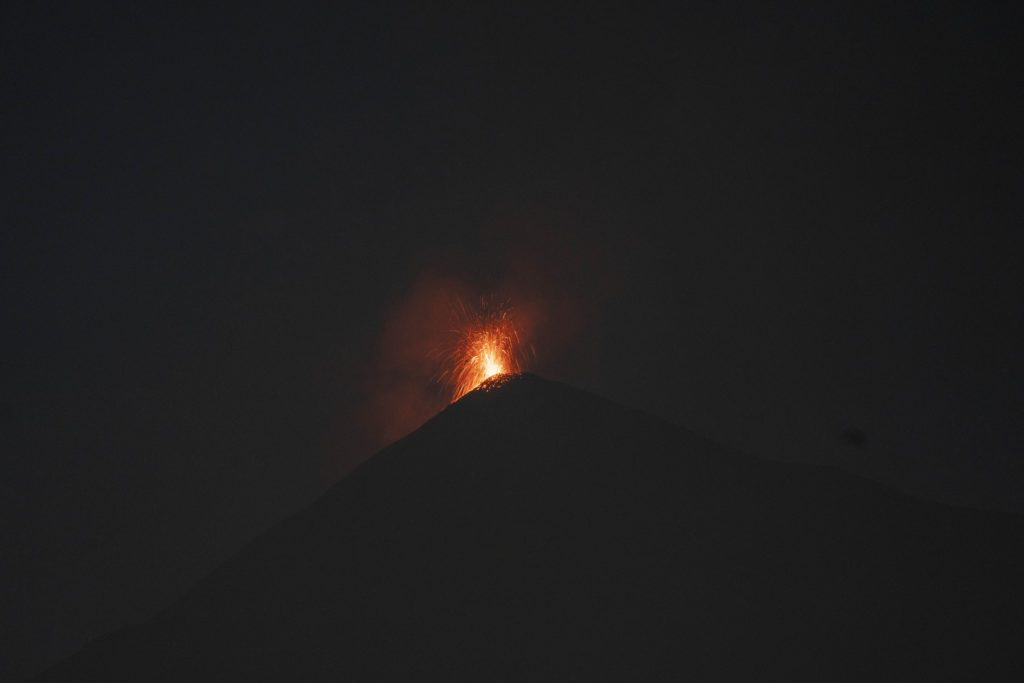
(37, 374, 1022, 681)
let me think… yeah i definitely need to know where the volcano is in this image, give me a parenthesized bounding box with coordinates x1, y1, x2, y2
(36, 374, 1022, 681)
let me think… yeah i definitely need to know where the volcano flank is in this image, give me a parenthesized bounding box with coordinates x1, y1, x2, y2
(36, 374, 1022, 681)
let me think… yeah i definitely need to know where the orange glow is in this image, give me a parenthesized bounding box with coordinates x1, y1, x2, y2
(442, 300, 521, 401)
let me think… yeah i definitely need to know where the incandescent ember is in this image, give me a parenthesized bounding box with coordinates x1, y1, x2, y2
(439, 298, 522, 402)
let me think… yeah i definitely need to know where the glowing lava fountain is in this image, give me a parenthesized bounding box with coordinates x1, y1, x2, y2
(442, 300, 522, 402)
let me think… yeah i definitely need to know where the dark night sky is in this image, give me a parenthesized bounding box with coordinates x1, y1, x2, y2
(2, 2, 1021, 679)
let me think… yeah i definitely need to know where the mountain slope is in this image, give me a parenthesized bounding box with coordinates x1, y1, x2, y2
(36, 374, 1022, 681)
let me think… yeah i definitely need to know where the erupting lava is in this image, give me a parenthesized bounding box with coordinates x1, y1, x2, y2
(442, 300, 522, 401)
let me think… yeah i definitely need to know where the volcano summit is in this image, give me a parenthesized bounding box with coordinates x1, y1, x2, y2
(36, 374, 1022, 681)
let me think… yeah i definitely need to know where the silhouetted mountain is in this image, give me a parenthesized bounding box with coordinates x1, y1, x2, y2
(36, 374, 1022, 681)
